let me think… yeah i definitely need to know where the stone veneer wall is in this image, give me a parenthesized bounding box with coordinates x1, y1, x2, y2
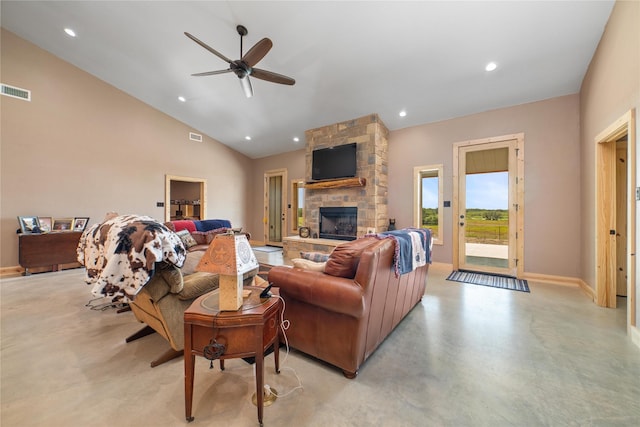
(304, 114, 389, 238)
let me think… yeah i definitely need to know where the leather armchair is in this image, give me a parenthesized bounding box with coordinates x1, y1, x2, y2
(126, 253, 261, 367)
(126, 262, 221, 367)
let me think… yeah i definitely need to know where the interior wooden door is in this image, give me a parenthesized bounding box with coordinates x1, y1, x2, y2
(616, 140, 628, 297)
(264, 169, 287, 247)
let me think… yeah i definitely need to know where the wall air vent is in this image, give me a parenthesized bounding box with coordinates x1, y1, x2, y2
(189, 132, 203, 142)
(1, 83, 31, 101)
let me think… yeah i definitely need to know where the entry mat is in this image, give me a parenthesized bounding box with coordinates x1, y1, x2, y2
(446, 270, 530, 293)
(252, 246, 282, 253)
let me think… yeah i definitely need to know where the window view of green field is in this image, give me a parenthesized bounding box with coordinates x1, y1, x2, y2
(420, 208, 509, 245)
(420, 174, 439, 239)
(465, 171, 508, 245)
(420, 171, 508, 246)
(463, 208, 508, 245)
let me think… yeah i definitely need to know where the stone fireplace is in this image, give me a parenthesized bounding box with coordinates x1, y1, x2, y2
(319, 207, 357, 241)
(282, 114, 389, 259)
(304, 114, 389, 237)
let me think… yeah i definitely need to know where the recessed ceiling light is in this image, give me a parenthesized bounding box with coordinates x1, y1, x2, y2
(485, 62, 497, 72)
(293, 137, 300, 142)
(399, 110, 407, 117)
(178, 96, 186, 102)
(64, 28, 76, 37)
(245, 136, 252, 141)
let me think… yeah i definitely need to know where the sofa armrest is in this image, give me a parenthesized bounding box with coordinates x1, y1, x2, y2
(177, 272, 219, 300)
(268, 266, 365, 318)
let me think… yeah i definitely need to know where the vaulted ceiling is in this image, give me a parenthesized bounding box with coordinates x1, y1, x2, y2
(1, 1, 615, 159)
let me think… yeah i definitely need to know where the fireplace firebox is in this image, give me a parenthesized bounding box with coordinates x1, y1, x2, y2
(319, 207, 357, 241)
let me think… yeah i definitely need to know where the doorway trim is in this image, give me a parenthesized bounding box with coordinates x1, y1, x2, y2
(164, 175, 207, 221)
(594, 109, 636, 333)
(452, 133, 525, 278)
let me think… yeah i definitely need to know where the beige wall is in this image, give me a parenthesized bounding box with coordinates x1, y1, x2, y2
(389, 95, 581, 276)
(0, 29, 254, 268)
(3, 0, 636, 292)
(579, 1, 639, 315)
(250, 95, 581, 277)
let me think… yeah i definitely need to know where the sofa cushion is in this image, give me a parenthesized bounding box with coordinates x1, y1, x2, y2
(324, 237, 376, 279)
(292, 258, 327, 272)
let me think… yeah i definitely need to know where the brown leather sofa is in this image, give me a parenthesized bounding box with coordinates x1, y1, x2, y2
(267, 236, 429, 378)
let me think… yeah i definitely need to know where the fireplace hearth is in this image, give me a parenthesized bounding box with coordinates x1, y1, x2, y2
(319, 207, 357, 241)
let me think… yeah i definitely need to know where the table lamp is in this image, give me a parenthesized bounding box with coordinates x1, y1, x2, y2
(196, 231, 259, 311)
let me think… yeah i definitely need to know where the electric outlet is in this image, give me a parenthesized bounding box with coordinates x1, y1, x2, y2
(157, 202, 164, 207)
(636, 187, 640, 201)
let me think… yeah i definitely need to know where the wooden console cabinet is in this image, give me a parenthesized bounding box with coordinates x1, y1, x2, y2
(18, 232, 82, 275)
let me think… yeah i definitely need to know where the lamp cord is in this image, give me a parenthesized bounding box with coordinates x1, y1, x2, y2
(266, 294, 303, 399)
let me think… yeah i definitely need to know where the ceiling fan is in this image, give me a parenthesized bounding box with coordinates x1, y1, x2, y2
(185, 25, 295, 98)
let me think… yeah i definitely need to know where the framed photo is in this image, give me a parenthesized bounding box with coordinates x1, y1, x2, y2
(52, 218, 74, 232)
(73, 217, 89, 232)
(38, 217, 52, 233)
(18, 216, 41, 233)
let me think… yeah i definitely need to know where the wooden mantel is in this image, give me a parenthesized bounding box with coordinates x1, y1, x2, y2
(304, 177, 366, 190)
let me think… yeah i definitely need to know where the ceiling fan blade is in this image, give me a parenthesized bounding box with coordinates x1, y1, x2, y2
(242, 38, 273, 67)
(191, 69, 233, 77)
(184, 32, 233, 64)
(251, 68, 296, 86)
(239, 76, 253, 98)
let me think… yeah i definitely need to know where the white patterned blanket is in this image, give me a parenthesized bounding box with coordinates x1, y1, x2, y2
(77, 214, 186, 301)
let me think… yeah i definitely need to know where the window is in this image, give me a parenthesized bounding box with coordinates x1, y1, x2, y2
(414, 164, 443, 245)
(291, 179, 305, 233)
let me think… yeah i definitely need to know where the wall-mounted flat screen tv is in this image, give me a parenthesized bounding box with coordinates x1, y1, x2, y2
(312, 142, 357, 181)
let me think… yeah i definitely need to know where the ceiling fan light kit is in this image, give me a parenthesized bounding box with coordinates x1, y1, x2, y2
(186, 25, 295, 98)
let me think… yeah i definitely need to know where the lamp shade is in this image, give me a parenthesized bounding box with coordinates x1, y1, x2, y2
(196, 232, 258, 276)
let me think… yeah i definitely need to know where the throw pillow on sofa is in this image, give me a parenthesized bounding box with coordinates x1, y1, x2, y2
(324, 237, 376, 279)
(176, 229, 198, 249)
(300, 251, 330, 262)
(292, 258, 327, 272)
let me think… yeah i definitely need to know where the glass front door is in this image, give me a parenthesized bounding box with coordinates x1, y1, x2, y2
(456, 140, 519, 277)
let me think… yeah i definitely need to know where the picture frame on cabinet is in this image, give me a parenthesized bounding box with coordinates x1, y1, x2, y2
(18, 216, 41, 234)
(38, 217, 52, 232)
(73, 217, 89, 232)
(52, 218, 74, 232)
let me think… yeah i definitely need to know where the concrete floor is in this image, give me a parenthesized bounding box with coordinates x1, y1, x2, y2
(1, 264, 639, 426)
